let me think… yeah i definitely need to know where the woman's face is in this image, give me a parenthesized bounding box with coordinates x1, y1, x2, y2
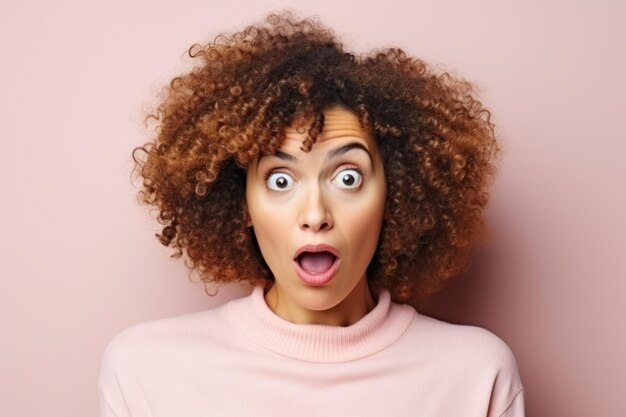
(245, 106, 387, 325)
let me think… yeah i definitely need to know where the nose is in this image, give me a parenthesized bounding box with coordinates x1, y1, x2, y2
(298, 183, 334, 232)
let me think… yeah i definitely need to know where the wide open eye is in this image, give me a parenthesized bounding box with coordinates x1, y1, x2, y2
(265, 171, 295, 191)
(333, 168, 363, 189)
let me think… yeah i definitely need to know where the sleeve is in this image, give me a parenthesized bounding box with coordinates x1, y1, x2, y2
(485, 334, 525, 417)
(498, 389, 525, 417)
(97, 341, 132, 417)
(99, 387, 124, 417)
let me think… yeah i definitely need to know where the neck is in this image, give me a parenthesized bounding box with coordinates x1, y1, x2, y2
(264, 279, 377, 326)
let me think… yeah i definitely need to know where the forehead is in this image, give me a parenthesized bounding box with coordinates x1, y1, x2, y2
(281, 107, 376, 150)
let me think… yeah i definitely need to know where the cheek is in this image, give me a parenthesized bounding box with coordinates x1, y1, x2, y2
(246, 183, 273, 231)
(249, 216, 281, 270)
(247, 195, 292, 262)
(340, 192, 386, 246)
(249, 205, 279, 245)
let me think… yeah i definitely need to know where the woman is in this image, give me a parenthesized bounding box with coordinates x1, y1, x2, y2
(99, 12, 524, 417)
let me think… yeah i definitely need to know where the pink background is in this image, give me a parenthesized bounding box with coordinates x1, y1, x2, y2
(1, 1, 624, 416)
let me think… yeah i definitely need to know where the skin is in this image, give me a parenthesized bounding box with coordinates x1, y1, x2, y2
(245, 106, 387, 326)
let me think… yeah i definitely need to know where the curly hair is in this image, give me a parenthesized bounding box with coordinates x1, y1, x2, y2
(131, 11, 500, 306)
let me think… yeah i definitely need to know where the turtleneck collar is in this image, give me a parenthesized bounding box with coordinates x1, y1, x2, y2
(226, 285, 416, 363)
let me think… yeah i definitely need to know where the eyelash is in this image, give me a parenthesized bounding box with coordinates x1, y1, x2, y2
(262, 169, 278, 181)
(337, 166, 365, 184)
(262, 167, 365, 185)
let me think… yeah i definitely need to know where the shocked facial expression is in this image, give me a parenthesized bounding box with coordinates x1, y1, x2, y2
(245, 106, 387, 325)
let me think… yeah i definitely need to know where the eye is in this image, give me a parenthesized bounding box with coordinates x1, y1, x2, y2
(333, 168, 363, 189)
(265, 171, 295, 191)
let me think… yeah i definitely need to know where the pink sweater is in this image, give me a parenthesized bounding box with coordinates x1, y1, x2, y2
(98, 286, 524, 417)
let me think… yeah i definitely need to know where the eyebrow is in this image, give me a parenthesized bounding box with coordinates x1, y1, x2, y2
(259, 142, 372, 164)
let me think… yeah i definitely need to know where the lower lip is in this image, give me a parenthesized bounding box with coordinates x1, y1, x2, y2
(293, 257, 340, 286)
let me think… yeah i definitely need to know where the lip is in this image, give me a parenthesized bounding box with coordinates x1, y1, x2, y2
(293, 244, 340, 260)
(293, 244, 341, 286)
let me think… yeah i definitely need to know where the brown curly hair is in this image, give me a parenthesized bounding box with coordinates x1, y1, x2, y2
(132, 11, 500, 306)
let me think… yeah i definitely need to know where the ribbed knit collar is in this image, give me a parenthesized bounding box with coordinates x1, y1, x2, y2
(226, 285, 416, 363)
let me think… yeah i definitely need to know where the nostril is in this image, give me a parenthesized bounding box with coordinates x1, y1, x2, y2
(303, 221, 331, 231)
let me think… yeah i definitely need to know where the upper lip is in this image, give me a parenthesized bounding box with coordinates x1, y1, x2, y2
(294, 244, 340, 260)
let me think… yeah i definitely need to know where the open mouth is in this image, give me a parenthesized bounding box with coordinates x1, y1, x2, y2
(296, 251, 338, 274)
(293, 250, 341, 286)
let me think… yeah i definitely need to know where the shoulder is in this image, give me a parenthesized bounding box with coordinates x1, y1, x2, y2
(96, 301, 239, 415)
(415, 312, 517, 357)
(403, 311, 522, 384)
(400, 311, 525, 413)
(100, 303, 230, 364)
(98, 304, 232, 396)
